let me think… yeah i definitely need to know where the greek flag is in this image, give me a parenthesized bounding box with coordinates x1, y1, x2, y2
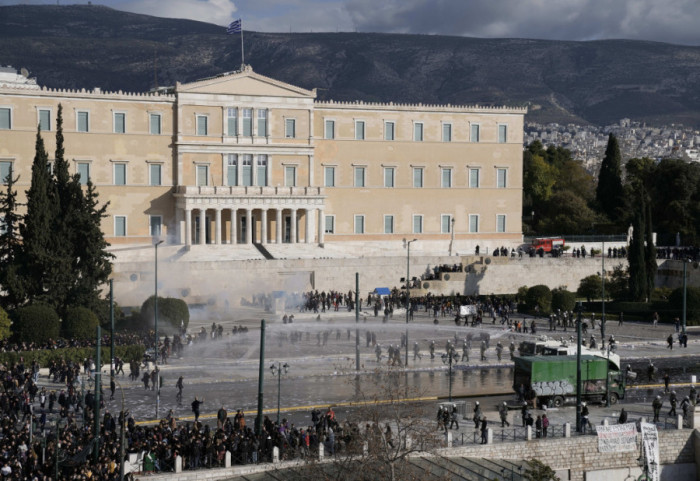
(227, 19, 242, 35)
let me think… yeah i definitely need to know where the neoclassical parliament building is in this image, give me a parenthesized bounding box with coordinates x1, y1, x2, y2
(0, 65, 526, 252)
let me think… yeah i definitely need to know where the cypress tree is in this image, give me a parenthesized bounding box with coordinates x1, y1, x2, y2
(20, 128, 58, 305)
(627, 192, 646, 301)
(0, 170, 24, 309)
(596, 133, 625, 223)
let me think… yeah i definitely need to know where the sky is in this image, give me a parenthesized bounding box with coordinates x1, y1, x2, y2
(3, 0, 700, 46)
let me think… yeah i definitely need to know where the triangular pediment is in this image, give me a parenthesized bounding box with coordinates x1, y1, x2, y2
(177, 66, 315, 99)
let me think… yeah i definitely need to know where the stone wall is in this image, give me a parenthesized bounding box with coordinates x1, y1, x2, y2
(439, 428, 695, 481)
(113, 251, 618, 308)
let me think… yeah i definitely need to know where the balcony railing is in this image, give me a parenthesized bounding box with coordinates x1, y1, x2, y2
(175, 186, 324, 196)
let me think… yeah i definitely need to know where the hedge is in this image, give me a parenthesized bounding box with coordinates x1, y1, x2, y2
(668, 287, 700, 325)
(63, 306, 99, 340)
(140, 296, 189, 332)
(0, 345, 146, 367)
(0, 306, 10, 340)
(12, 304, 60, 343)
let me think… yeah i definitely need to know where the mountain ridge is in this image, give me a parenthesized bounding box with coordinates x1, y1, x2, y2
(2, 5, 700, 127)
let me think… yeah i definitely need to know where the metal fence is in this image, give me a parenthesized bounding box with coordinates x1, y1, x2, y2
(523, 235, 628, 244)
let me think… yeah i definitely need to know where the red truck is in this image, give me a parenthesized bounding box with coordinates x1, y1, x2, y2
(531, 237, 565, 253)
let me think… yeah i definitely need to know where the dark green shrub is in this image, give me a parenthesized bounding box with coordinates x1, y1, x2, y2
(12, 304, 60, 343)
(525, 285, 552, 315)
(0, 306, 10, 340)
(669, 287, 700, 325)
(63, 306, 99, 340)
(140, 296, 189, 332)
(92, 297, 125, 329)
(551, 288, 576, 312)
(0, 345, 145, 367)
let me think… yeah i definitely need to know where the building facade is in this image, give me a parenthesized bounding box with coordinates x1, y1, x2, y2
(0, 66, 526, 250)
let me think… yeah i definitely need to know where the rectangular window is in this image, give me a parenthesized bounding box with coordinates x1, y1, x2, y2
(413, 215, 423, 234)
(441, 168, 452, 188)
(77, 111, 89, 133)
(384, 167, 395, 188)
(413, 168, 424, 188)
(114, 216, 127, 237)
(149, 113, 161, 135)
(355, 120, 365, 140)
(384, 121, 395, 141)
(442, 123, 452, 142)
(324, 166, 335, 187)
(256, 155, 267, 186)
(39, 109, 51, 132)
(284, 166, 296, 187)
(354, 215, 365, 234)
(0, 161, 12, 183)
(113, 112, 125, 134)
(470, 124, 480, 142)
(0, 108, 10, 130)
(324, 215, 335, 234)
(498, 124, 507, 143)
(469, 168, 480, 188)
(227, 108, 238, 136)
(354, 167, 365, 187)
(242, 109, 253, 136)
(285, 118, 296, 138)
(77, 162, 90, 185)
(149, 163, 162, 186)
(497, 168, 507, 188)
(324, 120, 335, 140)
(241, 154, 253, 186)
(196, 164, 209, 187)
(227, 154, 238, 186)
(441, 214, 452, 234)
(469, 214, 479, 233)
(114, 163, 127, 186)
(413, 122, 424, 142)
(496, 214, 506, 233)
(196, 115, 208, 136)
(257, 109, 267, 137)
(384, 215, 394, 234)
(150, 216, 162, 237)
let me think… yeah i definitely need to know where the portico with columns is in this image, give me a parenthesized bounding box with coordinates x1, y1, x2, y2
(175, 186, 326, 246)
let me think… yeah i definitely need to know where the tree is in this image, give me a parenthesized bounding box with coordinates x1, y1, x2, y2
(524, 459, 560, 481)
(551, 288, 576, 312)
(0, 169, 24, 309)
(669, 287, 700, 325)
(12, 303, 60, 343)
(63, 306, 99, 340)
(140, 296, 190, 332)
(596, 133, 625, 224)
(644, 199, 657, 297)
(19, 128, 60, 306)
(526, 285, 552, 314)
(577, 275, 602, 301)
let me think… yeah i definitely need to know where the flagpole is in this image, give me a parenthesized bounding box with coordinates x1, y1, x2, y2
(241, 27, 245, 67)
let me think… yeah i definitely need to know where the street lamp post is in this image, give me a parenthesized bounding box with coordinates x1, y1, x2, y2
(109, 376, 127, 481)
(270, 362, 289, 425)
(154, 239, 163, 419)
(404, 238, 417, 366)
(683, 258, 688, 336)
(448, 217, 455, 256)
(601, 241, 606, 349)
(441, 343, 457, 402)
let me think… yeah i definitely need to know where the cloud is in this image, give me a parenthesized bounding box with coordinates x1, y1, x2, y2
(118, 0, 238, 25)
(343, 0, 700, 45)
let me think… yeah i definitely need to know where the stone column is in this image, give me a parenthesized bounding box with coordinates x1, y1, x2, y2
(215, 208, 222, 245)
(290, 208, 297, 244)
(305, 208, 312, 244)
(261, 209, 268, 244)
(318, 208, 325, 245)
(276, 209, 283, 244)
(230, 208, 237, 244)
(185, 209, 192, 247)
(245, 208, 253, 244)
(198, 208, 206, 245)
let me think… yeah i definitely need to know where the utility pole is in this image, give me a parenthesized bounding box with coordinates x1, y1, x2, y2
(110, 279, 114, 380)
(255, 320, 266, 436)
(601, 241, 606, 349)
